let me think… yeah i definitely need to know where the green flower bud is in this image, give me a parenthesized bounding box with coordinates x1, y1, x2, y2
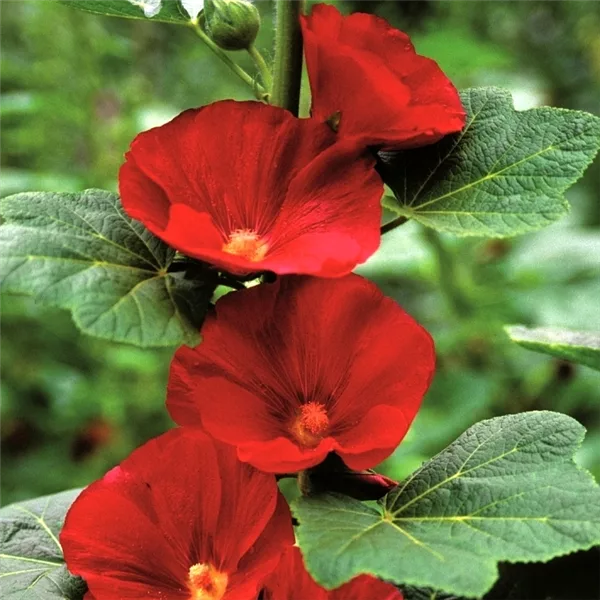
(204, 0, 260, 51)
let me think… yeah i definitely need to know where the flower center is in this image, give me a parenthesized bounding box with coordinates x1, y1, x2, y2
(188, 563, 228, 600)
(291, 402, 330, 447)
(222, 229, 268, 262)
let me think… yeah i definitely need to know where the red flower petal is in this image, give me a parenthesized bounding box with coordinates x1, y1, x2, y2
(167, 275, 435, 473)
(226, 495, 294, 600)
(60, 429, 293, 600)
(262, 547, 403, 600)
(301, 4, 466, 149)
(119, 101, 383, 277)
(330, 574, 403, 600)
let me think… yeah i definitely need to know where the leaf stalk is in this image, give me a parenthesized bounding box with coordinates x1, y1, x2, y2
(189, 20, 267, 100)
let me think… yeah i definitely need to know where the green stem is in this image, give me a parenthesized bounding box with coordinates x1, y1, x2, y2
(422, 227, 472, 318)
(189, 21, 267, 100)
(381, 215, 408, 235)
(247, 44, 273, 97)
(271, 0, 304, 115)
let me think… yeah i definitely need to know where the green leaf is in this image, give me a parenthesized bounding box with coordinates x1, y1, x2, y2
(380, 87, 600, 237)
(294, 411, 600, 598)
(0, 190, 217, 348)
(506, 325, 600, 371)
(57, 0, 190, 24)
(0, 489, 86, 600)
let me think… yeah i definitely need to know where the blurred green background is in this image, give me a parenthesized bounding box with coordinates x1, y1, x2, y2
(2, 0, 600, 505)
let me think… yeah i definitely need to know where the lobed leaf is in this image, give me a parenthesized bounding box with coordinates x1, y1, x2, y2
(380, 87, 600, 236)
(506, 325, 600, 371)
(56, 0, 190, 24)
(294, 411, 600, 598)
(0, 490, 86, 600)
(0, 190, 217, 348)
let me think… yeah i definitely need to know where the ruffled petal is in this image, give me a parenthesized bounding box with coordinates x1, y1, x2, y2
(335, 405, 411, 470)
(60, 429, 292, 600)
(329, 575, 404, 600)
(119, 101, 382, 277)
(262, 547, 402, 600)
(167, 275, 434, 473)
(237, 436, 337, 473)
(301, 4, 465, 148)
(262, 547, 329, 600)
(227, 495, 295, 600)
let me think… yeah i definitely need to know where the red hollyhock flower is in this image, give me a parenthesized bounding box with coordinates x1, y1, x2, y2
(60, 429, 294, 600)
(262, 547, 403, 600)
(119, 100, 383, 278)
(300, 4, 466, 149)
(168, 274, 435, 473)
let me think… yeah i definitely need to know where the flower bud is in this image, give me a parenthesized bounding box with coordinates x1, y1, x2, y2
(203, 0, 260, 51)
(298, 454, 398, 501)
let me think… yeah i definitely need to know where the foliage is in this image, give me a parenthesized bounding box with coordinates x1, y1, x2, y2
(2, 0, 599, 494)
(2, 1, 600, 598)
(57, 0, 190, 24)
(294, 412, 600, 597)
(506, 325, 600, 371)
(0, 490, 86, 600)
(0, 189, 216, 347)
(380, 87, 600, 236)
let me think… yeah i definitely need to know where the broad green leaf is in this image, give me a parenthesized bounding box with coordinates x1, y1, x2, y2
(0, 190, 217, 348)
(57, 0, 190, 24)
(380, 87, 600, 237)
(294, 411, 600, 598)
(0, 489, 86, 600)
(506, 325, 600, 371)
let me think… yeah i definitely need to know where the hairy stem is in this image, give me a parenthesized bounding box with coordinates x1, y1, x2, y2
(271, 0, 304, 115)
(189, 21, 267, 100)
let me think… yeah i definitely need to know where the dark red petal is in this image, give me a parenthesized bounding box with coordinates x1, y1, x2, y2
(300, 453, 398, 500)
(169, 371, 282, 439)
(168, 321, 289, 439)
(61, 430, 222, 597)
(264, 141, 382, 277)
(122, 101, 333, 233)
(61, 470, 192, 598)
(60, 429, 292, 600)
(261, 232, 365, 277)
(160, 204, 224, 253)
(213, 437, 280, 566)
(118, 157, 170, 232)
(119, 101, 382, 277)
(167, 275, 435, 473)
(329, 575, 403, 600)
(320, 277, 435, 468)
(237, 436, 337, 473)
(227, 495, 295, 600)
(301, 4, 465, 148)
(334, 405, 411, 470)
(262, 547, 328, 600)
(263, 547, 402, 600)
